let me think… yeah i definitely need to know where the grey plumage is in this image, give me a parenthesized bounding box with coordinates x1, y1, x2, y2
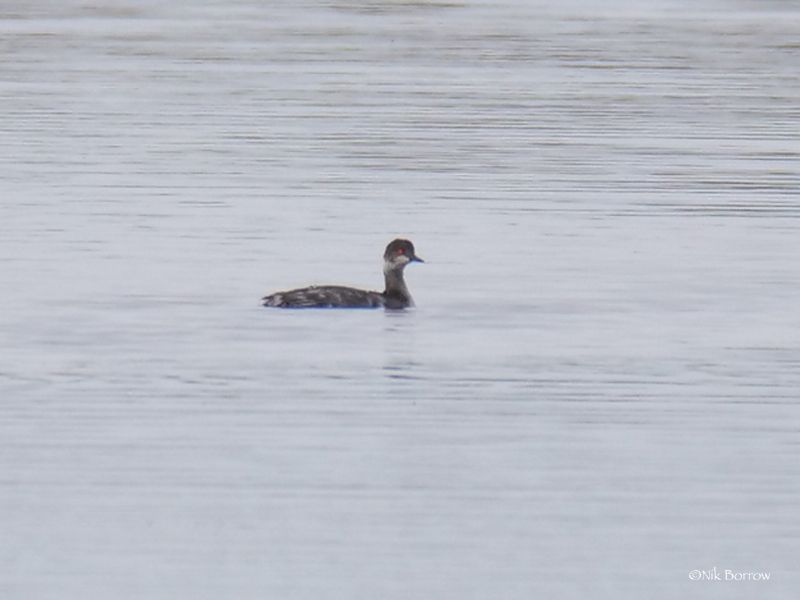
(263, 285, 384, 308)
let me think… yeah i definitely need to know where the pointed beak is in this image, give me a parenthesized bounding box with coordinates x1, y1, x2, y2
(412, 255, 424, 263)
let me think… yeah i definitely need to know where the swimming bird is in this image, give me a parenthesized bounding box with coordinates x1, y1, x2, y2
(262, 239, 424, 309)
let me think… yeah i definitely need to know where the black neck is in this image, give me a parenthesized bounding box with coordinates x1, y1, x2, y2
(383, 263, 412, 306)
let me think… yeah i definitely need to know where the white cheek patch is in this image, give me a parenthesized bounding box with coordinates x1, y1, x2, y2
(384, 255, 409, 274)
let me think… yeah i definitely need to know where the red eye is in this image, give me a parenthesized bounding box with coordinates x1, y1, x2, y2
(398, 248, 405, 255)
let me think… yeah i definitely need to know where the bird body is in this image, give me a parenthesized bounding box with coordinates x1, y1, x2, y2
(262, 239, 424, 310)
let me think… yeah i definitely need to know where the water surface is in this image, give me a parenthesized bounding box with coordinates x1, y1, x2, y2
(1, 1, 799, 599)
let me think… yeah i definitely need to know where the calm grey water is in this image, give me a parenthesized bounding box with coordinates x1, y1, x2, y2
(1, 1, 799, 598)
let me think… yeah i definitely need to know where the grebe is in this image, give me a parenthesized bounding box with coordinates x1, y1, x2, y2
(262, 239, 424, 309)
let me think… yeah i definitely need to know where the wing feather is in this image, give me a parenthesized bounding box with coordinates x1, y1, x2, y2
(262, 285, 383, 308)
